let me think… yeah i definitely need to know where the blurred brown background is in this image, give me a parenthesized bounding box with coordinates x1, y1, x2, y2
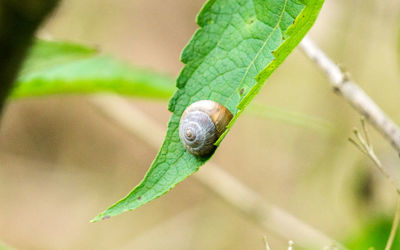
(1, 0, 400, 249)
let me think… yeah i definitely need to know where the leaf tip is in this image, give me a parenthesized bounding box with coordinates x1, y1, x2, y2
(90, 213, 111, 223)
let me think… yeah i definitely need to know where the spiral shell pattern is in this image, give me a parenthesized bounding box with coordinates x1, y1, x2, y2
(179, 100, 233, 156)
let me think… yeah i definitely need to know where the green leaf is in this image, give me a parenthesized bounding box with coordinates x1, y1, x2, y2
(11, 40, 175, 100)
(93, 0, 324, 221)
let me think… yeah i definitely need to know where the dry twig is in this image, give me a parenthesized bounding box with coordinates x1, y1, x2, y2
(349, 119, 400, 250)
(300, 37, 400, 155)
(348, 119, 400, 194)
(301, 39, 400, 247)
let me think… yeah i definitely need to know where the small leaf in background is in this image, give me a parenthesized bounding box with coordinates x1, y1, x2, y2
(11, 40, 175, 100)
(19, 40, 97, 75)
(93, 0, 325, 221)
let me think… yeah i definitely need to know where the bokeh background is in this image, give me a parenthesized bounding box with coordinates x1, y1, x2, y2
(1, 0, 400, 249)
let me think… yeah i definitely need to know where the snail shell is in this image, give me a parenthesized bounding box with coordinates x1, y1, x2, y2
(179, 100, 233, 156)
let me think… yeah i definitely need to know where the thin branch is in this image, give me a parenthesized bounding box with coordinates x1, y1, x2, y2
(303, 37, 400, 248)
(0, 0, 59, 114)
(348, 137, 368, 155)
(385, 198, 400, 250)
(89, 95, 345, 250)
(299, 37, 400, 155)
(349, 120, 400, 250)
(349, 120, 400, 195)
(361, 118, 371, 147)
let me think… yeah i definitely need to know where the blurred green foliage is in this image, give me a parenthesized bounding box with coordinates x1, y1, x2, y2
(345, 216, 400, 249)
(11, 40, 175, 99)
(0, 241, 13, 250)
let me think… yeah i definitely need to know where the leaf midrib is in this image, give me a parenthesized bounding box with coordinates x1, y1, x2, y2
(231, 0, 289, 109)
(136, 0, 290, 213)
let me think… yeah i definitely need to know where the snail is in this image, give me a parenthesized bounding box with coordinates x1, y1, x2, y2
(179, 100, 233, 156)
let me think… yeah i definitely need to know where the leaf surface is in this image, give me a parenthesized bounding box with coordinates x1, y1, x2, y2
(11, 40, 175, 100)
(93, 0, 324, 221)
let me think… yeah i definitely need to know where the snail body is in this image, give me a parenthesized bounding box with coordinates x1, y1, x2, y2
(179, 100, 233, 156)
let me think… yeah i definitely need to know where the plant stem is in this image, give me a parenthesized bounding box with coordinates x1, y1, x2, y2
(299, 37, 400, 155)
(349, 121, 400, 250)
(385, 198, 400, 250)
